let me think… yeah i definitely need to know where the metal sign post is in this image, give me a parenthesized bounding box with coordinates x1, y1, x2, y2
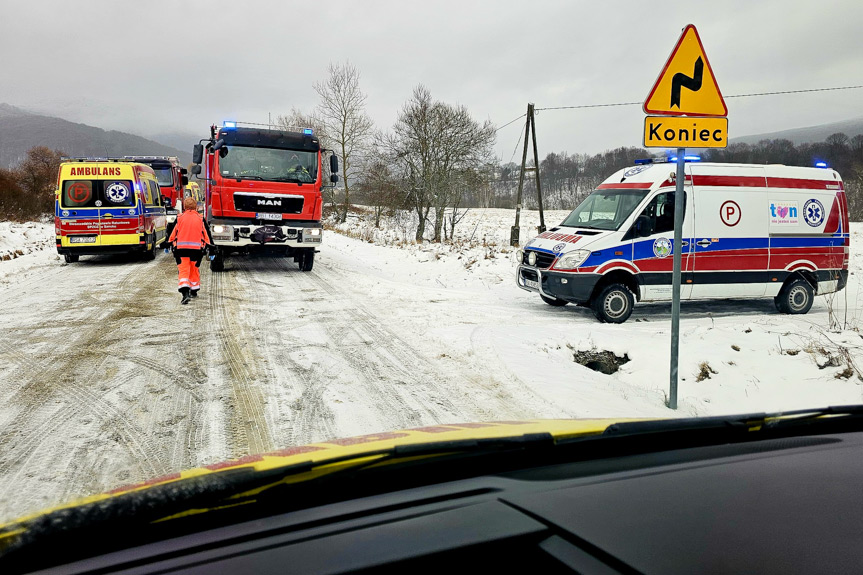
(642, 24, 729, 410)
(668, 149, 686, 409)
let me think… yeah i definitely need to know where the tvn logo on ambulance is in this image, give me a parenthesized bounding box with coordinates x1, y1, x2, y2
(769, 201, 799, 226)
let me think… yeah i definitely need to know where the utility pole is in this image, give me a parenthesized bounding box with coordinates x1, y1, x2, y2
(510, 103, 546, 246)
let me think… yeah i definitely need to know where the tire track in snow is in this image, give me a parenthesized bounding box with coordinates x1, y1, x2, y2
(208, 263, 274, 458)
(0, 257, 185, 516)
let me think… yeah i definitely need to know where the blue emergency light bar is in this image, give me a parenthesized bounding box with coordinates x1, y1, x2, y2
(667, 156, 701, 162)
(303, 128, 313, 135)
(223, 121, 237, 129)
(815, 161, 828, 168)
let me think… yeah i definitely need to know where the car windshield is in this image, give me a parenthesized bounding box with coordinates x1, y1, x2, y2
(218, 146, 317, 183)
(3, 4, 863, 568)
(559, 189, 649, 230)
(152, 167, 174, 187)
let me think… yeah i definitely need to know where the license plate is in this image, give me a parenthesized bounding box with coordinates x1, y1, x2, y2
(257, 213, 282, 221)
(525, 279, 539, 289)
(69, 236, 96, 244)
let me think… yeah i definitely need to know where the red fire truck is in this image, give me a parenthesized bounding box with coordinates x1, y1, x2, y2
(124, 156, 188, 238)
(190, 122, 338, 272)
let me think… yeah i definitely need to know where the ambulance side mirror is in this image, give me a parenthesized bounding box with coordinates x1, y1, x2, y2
(192, 144, 204, 164)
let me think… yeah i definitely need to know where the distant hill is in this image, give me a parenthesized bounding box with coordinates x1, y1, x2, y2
(0, 104, 191, 169)
(732, 117, 863, 145)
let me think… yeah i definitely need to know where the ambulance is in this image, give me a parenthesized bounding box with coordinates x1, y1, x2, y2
(55, 159, 168, 263)
(185, 180, 204, 205)
(516, 160, 849, 323)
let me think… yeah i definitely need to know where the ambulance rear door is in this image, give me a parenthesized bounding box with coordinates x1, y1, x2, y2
(689, 165, 769, 298)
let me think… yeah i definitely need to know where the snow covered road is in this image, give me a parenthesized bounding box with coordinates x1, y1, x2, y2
(1, 213, 862, 523)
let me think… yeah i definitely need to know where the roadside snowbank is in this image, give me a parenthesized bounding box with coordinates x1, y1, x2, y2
(0, 221, 58, 286)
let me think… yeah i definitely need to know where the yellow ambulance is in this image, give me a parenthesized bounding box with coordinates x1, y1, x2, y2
(55, 159, 168, 263)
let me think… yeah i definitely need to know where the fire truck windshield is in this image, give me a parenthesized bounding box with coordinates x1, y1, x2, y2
(219, 146, 317, 183)
(152, 167, 175, 187)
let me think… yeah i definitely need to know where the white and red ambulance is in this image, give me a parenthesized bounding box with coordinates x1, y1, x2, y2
(516, 160, 849, 323)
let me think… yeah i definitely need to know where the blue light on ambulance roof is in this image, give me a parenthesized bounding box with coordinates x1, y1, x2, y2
(634, 158, 653, 165)
(303, 128, 313, 135)
(668, 155, 700, 162)
(815, 161, 828, 168)
(223, 121, 237, 129)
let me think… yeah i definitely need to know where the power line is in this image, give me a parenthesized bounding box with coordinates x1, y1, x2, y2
(508, 118, 527, 165)
(495, 113, 526, 132)
(532, 84, 863, 112)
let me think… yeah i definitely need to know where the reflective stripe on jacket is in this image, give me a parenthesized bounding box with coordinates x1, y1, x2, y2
(169, 211, 209, 250)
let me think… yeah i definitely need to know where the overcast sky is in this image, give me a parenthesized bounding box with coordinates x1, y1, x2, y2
(1, 0, 861, 159)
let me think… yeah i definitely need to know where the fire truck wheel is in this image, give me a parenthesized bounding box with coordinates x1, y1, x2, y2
(540, 294, 568, 307)
(591, 283, 634, 324)
(210, 255, 225, 272)
(775, 278, 814, 314)
(299, 250, 315, 272)
(64, 254, 79, 263)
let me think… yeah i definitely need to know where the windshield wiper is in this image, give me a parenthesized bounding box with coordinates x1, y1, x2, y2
(234, 175, 264, 181)
(268, 176, 308, 184)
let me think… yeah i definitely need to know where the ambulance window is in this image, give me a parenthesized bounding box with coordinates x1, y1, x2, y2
(103, 181, 135, 207)
(61, 181, 96, 208)
(148, 181, 160, 205)
(639, 191, 686, 236)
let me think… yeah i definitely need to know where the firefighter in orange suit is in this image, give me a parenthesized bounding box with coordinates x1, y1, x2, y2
(168, 197, 213, 304)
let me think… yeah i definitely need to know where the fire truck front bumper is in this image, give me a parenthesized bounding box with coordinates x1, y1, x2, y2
(209, 222, 322, 250)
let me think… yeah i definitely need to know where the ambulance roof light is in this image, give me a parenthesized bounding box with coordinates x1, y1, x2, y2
(303, 128, 313, 135)
(815, 161, 828, 168)
(634, 158, 654, 165)
(223, 121, 237, 129)
(667, 155, 701, 163)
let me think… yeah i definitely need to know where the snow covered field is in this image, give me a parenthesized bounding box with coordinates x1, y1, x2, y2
(0, 208, 861, 522)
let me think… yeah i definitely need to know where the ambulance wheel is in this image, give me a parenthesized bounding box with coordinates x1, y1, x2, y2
(210, 255, 224, 272)
(142, 242, 156, 261)
(591, 283, 634, 324)
(540, 294, 568, 307)
(775, 278, 814, 315)
(299, 250, 315, 272)
(64, 254, 79, 263)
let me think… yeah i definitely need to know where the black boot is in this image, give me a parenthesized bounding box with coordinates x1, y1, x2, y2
(180, 287, 191, 305)
(190, 289, 199, 298)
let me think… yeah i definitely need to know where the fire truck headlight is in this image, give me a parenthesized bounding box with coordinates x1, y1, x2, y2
(212, 225, 233, 238)
(303, 228, 322, 242)
(554, 250, 590, 270)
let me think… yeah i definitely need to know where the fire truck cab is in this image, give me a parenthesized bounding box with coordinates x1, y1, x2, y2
(191, 122, 338, 272)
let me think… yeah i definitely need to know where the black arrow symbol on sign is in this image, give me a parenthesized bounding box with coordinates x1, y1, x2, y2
(670, 56, 703, 108)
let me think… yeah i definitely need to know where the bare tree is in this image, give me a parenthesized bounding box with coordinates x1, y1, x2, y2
(383, 85, 495, 242)
(314, 61, 374, 223)
(275, 108, 338, 208)
(14, 146, 64, 217)
(356, 157, 402, 228)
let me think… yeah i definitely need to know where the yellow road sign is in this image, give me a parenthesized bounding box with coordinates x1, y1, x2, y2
(644, 24, 727, 117)
(643, 116, 728, 148)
